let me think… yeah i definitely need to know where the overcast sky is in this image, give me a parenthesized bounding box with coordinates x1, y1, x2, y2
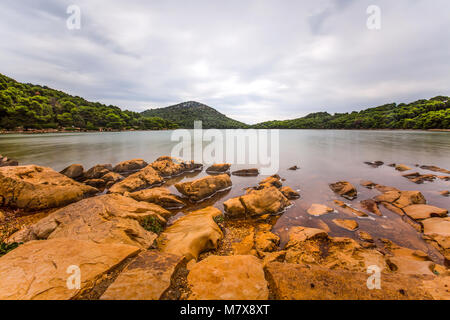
(1, 0, 449, 124)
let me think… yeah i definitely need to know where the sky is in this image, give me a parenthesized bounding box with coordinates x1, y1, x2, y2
(0, 0, 449, 124)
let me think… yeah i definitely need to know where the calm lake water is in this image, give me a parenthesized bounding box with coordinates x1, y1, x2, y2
(1, 130, 449, 261)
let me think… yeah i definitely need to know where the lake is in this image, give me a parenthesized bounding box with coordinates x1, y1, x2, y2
(1, 130, 449, 261)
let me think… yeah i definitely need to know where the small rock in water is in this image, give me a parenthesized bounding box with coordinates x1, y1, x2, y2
(364, 161, 384, 168)
(329, 181, 357, 200)
(357, 231, 374, 243)
(332, 219, 359, 231)
(395, 164, 412, 172)
(439, 190, 449, 197)
(231, 168, 259, 177)
(307, 204, 334, 216)
(288, 165, 300, 170)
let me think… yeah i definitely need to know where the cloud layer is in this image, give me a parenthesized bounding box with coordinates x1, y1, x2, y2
(1, 0, 449, 123)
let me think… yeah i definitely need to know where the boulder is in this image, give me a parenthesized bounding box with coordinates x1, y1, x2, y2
(403, 205, 448, 221)
(329, 181, 357, 200)
(265, 262, 441, 300)
(102, 172, 124, 188)
(0, 165, 98, 210)
(59, 164, 84, 180)
(231, 168, 259, 177)
(157, 207, 223, 261)
(360, 199, 382, 216)
(334, 200, 368, 217)
(152, 156, 202, 177)
(113, 159, 148, 173)
(258, 175, 282, 188)
(129, 187, 185, 209)
(174, 174, 231, 202)
(307, 204, 333, 216)
(9, 194, 168, 249)
(109, 165, 164, 194)
(187, 255, 269, 300)
(0, 238, 140, 300)
(280, 186, 300, 200)
(84, 178, 107, 189)
(420, 165, 450, 174)
(224, 186, 290, 218)
(205, 163, 230, 174)
(84, 164, 112, 179)
(332, 219, 359, 231)
(395, 164, 412, 172)
(100, 251, 185, 300)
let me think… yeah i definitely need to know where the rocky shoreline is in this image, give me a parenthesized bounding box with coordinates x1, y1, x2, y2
(0, 157, 449, 300)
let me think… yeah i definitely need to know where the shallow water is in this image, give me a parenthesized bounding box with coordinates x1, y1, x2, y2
(1, 130, 449, 260)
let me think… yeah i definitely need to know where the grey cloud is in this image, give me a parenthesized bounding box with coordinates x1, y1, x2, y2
(0, 0, 449, 124)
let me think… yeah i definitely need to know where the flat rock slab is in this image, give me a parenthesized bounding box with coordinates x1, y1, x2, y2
(109, 165, 164, 194)
(9, 194, 169, 249)
(333, 219, 359, 231)
(175, 174, 232, 202)
(101, 251, 184, 300)
(0, 238, 140, 300)
(224, 186, 290, 218)
(129, 187, 185, 209)
(157, 207, 223, 261)
(0, 165, 98, 210)
(307, 204, 334, 216)
(187, 255, 269, 300)
(265, 262, 443, 300)
(403, 204, 448, 221)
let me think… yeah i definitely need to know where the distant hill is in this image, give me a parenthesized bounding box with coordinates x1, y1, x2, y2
(0, 73, 178, 131)
(141, 101, 248, 129)
(253, 97, 450, 130)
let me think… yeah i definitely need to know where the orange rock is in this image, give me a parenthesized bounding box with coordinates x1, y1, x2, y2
(175, 174, 232, 202)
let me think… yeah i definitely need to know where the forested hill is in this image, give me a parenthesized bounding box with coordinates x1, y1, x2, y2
(141, 101, 248, 129)
(0, 73, 178, 131)
(253, 97, 450, 129)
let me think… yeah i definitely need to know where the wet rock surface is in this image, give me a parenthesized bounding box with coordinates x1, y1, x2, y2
(0, 165, 98, 210)
(175, 174, 232, 202)
(329, 181, 357, 200)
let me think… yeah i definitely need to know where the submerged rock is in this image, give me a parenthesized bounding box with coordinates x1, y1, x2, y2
(224, 186, 290, 218)
(307, 204, 334, 216)
(395, 164, 412, 172)
(9, 194, 168, 249)
(129, 187, 185, 209)
(157, 207, 223, 261)
(231, 168, 259, 177)
(265, 262, 445, 300)
(403, 204, 448, 221)
(332, 219, 359, 231)
(205, 163, 231, 174)
(113, 159, 148, 173)
(109, 165, 164, 194)
(403, 172, 437, 184)
(334, 200, 368, 217)
(329, 181, 357, 200)
(101, 251, 185, 300)
(0, 238, 140, 300)
(59, 164, 84, 180)
(175, 174, 232, 202)
(0, 165, 98, 210)
(187, 255, 269, 300)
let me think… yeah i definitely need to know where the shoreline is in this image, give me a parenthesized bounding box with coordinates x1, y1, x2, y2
(1, 128, 449, 135)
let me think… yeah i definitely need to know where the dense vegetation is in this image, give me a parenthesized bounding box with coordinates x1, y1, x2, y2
(253, 97, 450, 129)
(0, 73, 178, 131)
(141, 101, 248, 129)
(1, 73, 448, 131)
